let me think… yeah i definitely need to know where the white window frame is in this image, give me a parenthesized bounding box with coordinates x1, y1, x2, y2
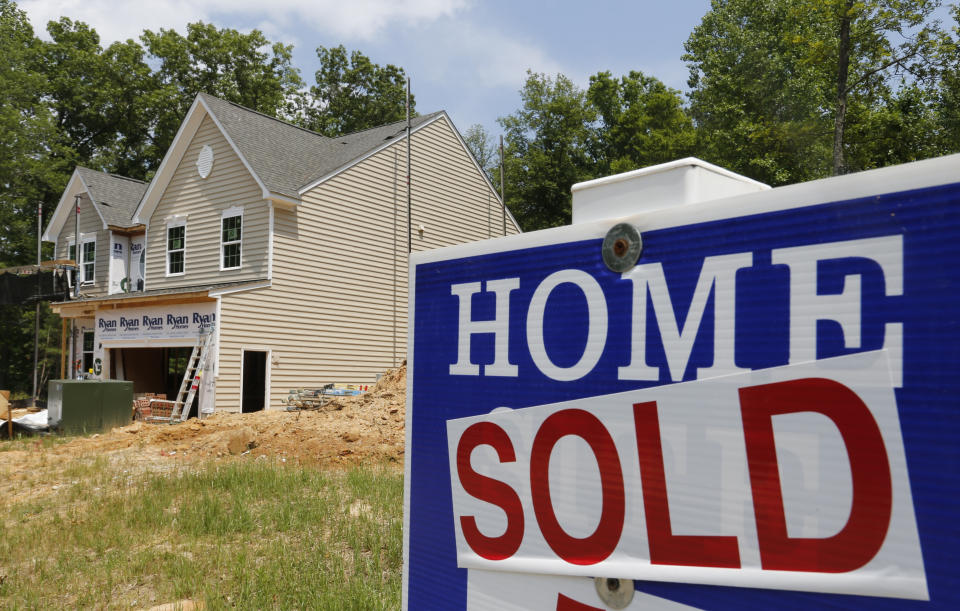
(81, 236, 96, 284)
(68, 234, 96, 285)
(165, 216, 187, 277)
(220, 206, 243, 271)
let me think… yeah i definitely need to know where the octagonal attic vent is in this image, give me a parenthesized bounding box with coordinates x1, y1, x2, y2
(197, 145, 214, 179)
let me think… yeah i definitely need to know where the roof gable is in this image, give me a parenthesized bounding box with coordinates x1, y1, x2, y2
(75, 167, 146, 227)
(42, 167, 146, 242)
(199, 94, 444, 198)
(133, 95, 270, 223)
(197, 93, 334, 200)
(134, 93, 483, 223)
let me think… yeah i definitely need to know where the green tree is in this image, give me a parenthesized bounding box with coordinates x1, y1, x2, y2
(463, 124, 499, 184)
(41, 18, 157, 180)
(934, 5, 960, 152)
(142, 22, 303, 169)
(499, 71, 597, 230)
(587, 70, 695, 175)
(846, 83, 944, 170)
(799, 0, 944, 174)
(0, 1, 63, 398)
(685, 0, 945, 184)
(0, 0, 61, 266)
(306, 45, 413, 136)
(685, 0, 832, 185)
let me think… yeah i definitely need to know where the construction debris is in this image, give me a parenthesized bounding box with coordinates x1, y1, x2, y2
(0, 365, 408, 500)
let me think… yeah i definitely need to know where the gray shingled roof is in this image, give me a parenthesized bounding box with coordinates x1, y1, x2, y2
(76, 167, 147, 228)
(198, 93, 443, 199)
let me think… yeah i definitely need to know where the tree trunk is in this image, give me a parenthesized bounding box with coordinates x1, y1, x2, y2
(833, 1, 853, 175)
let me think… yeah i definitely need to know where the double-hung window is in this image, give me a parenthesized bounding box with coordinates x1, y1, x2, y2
(221, 207, 242, 270)
(69, 237, 96, 284)
(81, 239, 96, 283)
(166, 218, 186, 276)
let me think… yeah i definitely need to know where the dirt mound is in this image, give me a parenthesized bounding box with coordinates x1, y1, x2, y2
(2, 365, 408, 474)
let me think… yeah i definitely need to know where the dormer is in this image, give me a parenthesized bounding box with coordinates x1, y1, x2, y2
(42, 167, 147, 297)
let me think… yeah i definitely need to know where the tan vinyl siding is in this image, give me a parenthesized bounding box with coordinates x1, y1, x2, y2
(145, 115, 269, 290)
(215, 116, 517, 410)
(55, 193, 109, 298)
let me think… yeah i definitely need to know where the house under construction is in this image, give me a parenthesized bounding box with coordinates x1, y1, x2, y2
(43, 93, 520, 415)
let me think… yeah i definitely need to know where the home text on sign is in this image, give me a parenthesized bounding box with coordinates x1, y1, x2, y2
(449, 235, 903, 386)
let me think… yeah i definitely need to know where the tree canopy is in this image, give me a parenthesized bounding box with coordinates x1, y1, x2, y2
(684, 0, 948, 184)
(305, 45, 413, 136)
(3, 0, 960, 394)
(588, 70, 696, 175)
(499, 70, 694, 230)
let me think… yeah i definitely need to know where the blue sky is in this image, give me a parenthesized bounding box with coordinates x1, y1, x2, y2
(20, 0, 712, 135)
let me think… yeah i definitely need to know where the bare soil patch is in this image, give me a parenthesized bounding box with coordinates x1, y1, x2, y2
(0, 365, 407, 504)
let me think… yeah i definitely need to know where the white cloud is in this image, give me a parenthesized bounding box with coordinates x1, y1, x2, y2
(20, 0, 470, 43)
(410, 20, 565, 91)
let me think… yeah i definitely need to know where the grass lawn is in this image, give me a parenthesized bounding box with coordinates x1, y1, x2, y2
(0, 455, 403, 609)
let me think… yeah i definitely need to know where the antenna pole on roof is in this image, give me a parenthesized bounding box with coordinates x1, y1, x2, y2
(500, 135, 506, 236)
(32, 201, 41, 405)
(406, 76, 412, 254)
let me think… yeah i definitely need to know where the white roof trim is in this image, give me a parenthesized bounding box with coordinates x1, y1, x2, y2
(298, 112, 444, 194)
(133, 95, 294, 225)
(269, 193, 300, 207)
(43, 170, 83, 241)
(571, 156, 770, 194)
(42, 169, 107, 241)
(133, 96, 206, 224)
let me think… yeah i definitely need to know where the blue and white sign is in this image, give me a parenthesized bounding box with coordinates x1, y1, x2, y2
(404, 155, 960, 610)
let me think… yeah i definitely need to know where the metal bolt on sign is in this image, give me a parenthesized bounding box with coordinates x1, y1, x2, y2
(594, 577, 635, 609)
(602, 223, 642, 272)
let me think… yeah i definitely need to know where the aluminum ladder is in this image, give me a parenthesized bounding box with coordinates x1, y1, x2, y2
(170, 325, 216, 422)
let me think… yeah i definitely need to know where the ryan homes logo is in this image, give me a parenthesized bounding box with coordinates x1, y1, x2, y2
(142, 315, 164, 332)
(167, 314, 189, 330)
(193, 312, 215, 330)
(119, 316, 140, 333)
(98, 318, 118, 334)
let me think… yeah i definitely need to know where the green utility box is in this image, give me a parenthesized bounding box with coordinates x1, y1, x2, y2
(47, 380, 133, 434)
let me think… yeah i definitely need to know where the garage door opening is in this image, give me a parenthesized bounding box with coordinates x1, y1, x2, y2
(110, 346, 198, 418)
(242, 350, 267, 413)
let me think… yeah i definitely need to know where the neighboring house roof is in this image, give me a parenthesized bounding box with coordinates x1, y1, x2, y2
(196, 93, 443, 199)
(74, 167, 147, 227)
